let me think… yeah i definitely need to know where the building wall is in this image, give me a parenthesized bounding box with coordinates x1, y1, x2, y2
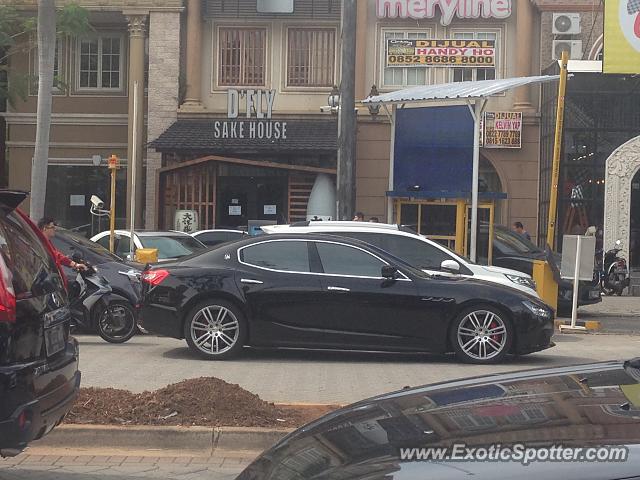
(356, 119, 391, 221)
(198, 15, 341, 115)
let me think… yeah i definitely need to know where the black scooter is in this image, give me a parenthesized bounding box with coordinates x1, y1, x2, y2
(68, 254, 137, 343)
(598, 240, 630, 296)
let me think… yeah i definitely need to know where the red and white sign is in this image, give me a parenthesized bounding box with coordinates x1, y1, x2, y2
(376, 0, 512, 26)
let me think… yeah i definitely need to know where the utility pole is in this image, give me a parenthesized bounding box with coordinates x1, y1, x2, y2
(336, 0, 357, 220)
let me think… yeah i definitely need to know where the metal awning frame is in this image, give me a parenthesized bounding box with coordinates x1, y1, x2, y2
(363, 75, 561, 263)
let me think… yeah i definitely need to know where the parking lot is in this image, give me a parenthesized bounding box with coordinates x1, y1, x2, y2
(76, 331, 640, 405)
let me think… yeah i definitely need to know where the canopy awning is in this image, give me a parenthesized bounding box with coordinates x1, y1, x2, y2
(361, 75, 561, 106)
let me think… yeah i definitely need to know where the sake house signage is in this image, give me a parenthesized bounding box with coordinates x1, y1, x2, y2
(376, 0, 511, 25)
(213, 89, 288, 140)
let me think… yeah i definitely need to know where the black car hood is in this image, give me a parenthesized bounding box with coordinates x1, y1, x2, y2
(238, 360, 640, 480)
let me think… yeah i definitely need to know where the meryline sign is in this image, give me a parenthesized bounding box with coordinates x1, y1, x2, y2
(376, 0, 512, 25)
(213, 89, 288, 140)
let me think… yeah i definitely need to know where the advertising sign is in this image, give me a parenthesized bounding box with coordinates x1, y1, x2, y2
(386, 39, 495, 68)
(604, 0, 640, 74)
(213, 89, 288, 140)
(376, 0, 512, 26)
(483, 112, 522, 149)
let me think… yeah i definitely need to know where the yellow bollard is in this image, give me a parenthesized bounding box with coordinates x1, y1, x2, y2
(532, 259, 558, 312)
(135, 248, 159, 264)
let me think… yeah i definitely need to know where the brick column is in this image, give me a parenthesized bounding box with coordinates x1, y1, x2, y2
(180, 0, 204, 111)
(125, 14, 147, 228)
(145, 11, 181, 228)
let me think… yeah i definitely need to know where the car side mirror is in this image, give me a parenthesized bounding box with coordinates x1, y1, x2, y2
(381, 265, 399, 279)
(441, 259, 460, 274)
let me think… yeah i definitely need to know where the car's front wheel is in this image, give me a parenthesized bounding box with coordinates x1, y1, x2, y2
(450, 306, 513, 364)
(184, 300, 246, 360)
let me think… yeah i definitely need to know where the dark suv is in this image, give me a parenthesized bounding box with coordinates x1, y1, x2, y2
(0, 191, 80, 456)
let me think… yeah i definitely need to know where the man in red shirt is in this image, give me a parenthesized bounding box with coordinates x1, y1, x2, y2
(38, 217, 88, 271)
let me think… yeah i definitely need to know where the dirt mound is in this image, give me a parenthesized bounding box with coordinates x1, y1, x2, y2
(66, 377, 338, 428)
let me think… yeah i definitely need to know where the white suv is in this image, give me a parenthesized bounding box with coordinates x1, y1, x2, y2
(262, 221, 539, 298)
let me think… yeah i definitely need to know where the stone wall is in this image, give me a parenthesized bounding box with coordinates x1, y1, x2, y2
(145, 11, 181, 228)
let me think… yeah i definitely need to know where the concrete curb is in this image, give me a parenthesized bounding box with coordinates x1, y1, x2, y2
(554, 319, 602, 331)
(34, 425, 294, 453)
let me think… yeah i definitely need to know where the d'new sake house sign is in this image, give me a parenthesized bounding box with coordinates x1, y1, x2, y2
(214, 89, 288, 140)
(376, 0, 512, 25)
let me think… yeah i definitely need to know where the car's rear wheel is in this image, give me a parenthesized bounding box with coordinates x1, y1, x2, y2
(451, 306, 512, 364)
(184, 300, 246, 360)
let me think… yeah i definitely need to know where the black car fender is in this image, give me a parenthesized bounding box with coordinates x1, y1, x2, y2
(179, 290, 249, 329)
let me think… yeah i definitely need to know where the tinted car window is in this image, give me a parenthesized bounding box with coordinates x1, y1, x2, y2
(140, 236, 204, 259)
(196, 231, 245, 247)
(339, 232, 453, 270)
(316, 242, 386, 277)
(0, 212, 61, 296)
(50, 229, 122, 265)
(241, 241, 310, 272)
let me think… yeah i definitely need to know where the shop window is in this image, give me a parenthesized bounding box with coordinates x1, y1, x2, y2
(76, 34, 123, 90)
(218, 27, 266, 86)
(381, 30, 432, 88)
(450, 31, 498, 83)
(286, 27, 336, 88)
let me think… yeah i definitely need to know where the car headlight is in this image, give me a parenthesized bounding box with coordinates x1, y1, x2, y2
(506, 274, 536, 290)
(523, 300, 551, 318)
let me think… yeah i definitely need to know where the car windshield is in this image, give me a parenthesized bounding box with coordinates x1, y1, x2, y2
(494, 226, 543, 255)
(140, 236, 205, 259)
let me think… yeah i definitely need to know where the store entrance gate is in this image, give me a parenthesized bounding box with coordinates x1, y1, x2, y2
(395, 199, 495, 265)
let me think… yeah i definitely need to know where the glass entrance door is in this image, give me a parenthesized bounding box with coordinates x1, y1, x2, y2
(397, 200, 466, 253)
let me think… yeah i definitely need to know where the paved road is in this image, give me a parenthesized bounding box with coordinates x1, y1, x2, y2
(0, 449, 254, 480)
(75, 331, 640, 404)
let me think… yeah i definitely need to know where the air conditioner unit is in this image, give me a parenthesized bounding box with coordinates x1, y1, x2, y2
(552, 40, 583, 60)
(552, 13, 581, 35)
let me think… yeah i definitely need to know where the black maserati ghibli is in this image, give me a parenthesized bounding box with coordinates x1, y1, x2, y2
(140, 234, 555, 364)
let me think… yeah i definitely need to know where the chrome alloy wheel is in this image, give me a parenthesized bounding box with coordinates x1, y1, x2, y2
(190, 305, 240, 355)
(456, 310, 507, 361)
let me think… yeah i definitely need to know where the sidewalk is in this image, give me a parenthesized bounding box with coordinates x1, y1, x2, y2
(577, 295, 640, 318)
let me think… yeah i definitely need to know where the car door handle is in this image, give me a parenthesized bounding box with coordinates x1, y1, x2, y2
(327, 286, 350, 292)
(241, 278, 263, 285)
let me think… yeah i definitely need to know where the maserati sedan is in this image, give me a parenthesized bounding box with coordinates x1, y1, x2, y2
(140, 234, 555, 364)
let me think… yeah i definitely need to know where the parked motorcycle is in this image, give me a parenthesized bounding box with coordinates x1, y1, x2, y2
(596, 240, 630, 296)
(68, 254, 137, 343)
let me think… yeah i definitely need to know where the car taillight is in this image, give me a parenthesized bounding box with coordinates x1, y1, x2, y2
(0, 254, 16, 324)
(15, 209, 68, 291)
(141, 269, 169, 286)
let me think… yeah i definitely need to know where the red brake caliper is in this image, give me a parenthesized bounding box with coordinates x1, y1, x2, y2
(635, 13, 640, 38)
(490, 321, 501, 344)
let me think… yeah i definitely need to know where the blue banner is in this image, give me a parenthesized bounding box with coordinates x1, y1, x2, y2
(393, 106, 474, 196)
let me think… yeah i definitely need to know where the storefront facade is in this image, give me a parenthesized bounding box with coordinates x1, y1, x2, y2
(149, 0, 341, 230)
(352, 0, 542, 254)
(2, 0, 182, 234)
